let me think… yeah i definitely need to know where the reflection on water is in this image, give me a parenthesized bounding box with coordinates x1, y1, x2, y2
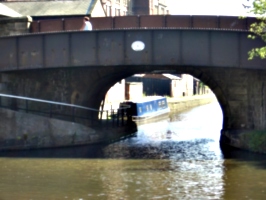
(0, 102, 266, 200)
(0, 159, 225, 200)
(102, 101, 223, 160)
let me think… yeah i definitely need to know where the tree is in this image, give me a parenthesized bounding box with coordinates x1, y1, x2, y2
(248, 0, 266, 59)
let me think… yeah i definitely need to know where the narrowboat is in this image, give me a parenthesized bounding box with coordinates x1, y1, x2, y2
(120, 96, 170, 125)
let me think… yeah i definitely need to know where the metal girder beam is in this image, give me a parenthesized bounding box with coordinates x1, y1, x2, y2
(0, 29, 265, 72)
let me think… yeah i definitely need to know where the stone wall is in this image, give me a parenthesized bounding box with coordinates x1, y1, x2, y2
(0, 107, 137, 151)
(167, 94, 217, 113)
(0, 16, 32, 36)
(220, 129, 266, 154)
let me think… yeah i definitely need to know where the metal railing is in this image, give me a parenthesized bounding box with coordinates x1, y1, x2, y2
(0, 93, 131, 128)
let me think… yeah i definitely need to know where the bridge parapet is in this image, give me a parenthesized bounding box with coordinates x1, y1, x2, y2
(0, 29, 264, 72)
(30, 15, 258, 33)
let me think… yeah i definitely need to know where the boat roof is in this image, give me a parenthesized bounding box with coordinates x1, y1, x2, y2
(133, 74, 181, 80)
(124, 96, 167, 104)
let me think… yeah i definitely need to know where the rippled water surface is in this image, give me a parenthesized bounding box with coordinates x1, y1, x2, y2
(0, 102, 266, 200)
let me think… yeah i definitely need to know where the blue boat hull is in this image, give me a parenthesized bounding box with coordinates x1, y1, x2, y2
(120, 96, 170, 125)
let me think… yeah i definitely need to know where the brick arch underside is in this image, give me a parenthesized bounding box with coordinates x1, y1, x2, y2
(2, 65, 230, 129)
(86, 65, 230, 130)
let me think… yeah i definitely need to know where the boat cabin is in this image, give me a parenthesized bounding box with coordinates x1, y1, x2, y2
(120, 96, 170, 122)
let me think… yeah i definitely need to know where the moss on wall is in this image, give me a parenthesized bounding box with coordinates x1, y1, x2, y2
(240, 130, 266, 153)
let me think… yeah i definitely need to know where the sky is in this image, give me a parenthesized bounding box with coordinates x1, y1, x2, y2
(168, 0, 255, 17)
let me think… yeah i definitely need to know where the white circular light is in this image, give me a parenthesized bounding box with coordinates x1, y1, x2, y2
(131, 41, 145, 51)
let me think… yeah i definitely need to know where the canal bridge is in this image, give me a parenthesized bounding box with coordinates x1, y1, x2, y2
(0, 15, 266, 152)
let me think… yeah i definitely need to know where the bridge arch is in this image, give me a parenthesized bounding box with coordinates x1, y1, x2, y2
(83, 65, 229, 129)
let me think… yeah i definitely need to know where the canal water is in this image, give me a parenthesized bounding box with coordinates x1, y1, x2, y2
(0, 101, 266, 200)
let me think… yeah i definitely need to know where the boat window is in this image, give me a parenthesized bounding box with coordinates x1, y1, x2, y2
(150, 104, 152, 110)
(146, 105, 149, 111)
(157, 99, 167, 109)
(139, 107, 142, 113)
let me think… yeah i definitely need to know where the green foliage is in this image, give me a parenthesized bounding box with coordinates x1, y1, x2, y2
(241, 130, 266, 152)
(252, 0, 266, 15)
(247, 0, 266, 59)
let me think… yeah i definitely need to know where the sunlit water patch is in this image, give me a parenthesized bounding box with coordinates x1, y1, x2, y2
(103, 101, 223, 160)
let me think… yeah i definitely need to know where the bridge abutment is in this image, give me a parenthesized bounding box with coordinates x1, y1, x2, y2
(219, 69, 266, 153)
(0, 107, 137, 151)
(1, 66, 266, 153)
(167, 66, 266, 153)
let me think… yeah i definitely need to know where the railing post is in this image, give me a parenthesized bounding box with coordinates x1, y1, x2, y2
(116, 109, 120, 127)
(62, 18, 65, 30)
(72, 107, 75, 122)
(49, 104, 53, 118)
(106, 110, 109, 127)
(90, 111, 94, 126)
(38, 21, 40, 32)
(121, 109, 124, 126)
(25, 100, 28, 113)
(112, 109, 115, 127)
(11, 98, 17, 111)
(99, 111, 103, 126)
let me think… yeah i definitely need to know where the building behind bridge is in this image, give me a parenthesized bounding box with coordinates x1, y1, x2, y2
(104, 74, 211, 110)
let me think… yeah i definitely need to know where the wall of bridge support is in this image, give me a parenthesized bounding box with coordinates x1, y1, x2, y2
(0, 107, 137, 151)
(1, 65, 266, 152)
